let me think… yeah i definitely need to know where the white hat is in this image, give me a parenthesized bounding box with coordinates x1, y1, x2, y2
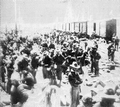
(70, 61, 80, 69)
(101, 88, 118, 100)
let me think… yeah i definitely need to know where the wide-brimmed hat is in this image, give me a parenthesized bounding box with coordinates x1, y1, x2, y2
(63, 41, 68, 46)
(42, 43, 48, 48)
(49, 43, 55, 49)
(82, 95, 93, 105)
(101, 88, 118, 100)
(70, 61, 80, 69)
(92, 46, 97, 49)
(43, 51, 49, 55)
(61, 47, 67, 52)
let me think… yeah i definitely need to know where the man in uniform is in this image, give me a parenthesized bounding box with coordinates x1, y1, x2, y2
(115, 36, 119, 51)
(68, 61, 83, 107)
(53, 49, 65, 86)
(41, 51, 52, 79)
(90, 47, 101, 76)
(107, 43, 116, 62)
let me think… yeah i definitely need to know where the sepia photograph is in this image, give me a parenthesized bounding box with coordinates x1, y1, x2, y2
(0, 0, 120, 107)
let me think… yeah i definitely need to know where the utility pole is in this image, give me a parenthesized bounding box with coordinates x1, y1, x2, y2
(5, 25, 8, 34)
(13, 0, 18, 35)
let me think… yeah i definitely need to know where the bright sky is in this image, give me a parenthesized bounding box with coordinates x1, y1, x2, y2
(1, 0, 120, 30)
(1, 0, 67, 25)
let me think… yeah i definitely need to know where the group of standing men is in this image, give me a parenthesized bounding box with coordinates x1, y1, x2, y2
(0, 30, 119, 107)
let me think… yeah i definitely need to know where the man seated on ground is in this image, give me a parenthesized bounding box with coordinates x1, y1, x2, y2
(10, 80, 20, 106)
(77, 95, 93, 107)
(10, 70, 34, 107)
(93, 88, 118, 107)
(21, 70, 34, 89)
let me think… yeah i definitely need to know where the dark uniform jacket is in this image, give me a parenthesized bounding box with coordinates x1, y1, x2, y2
(42, 55, 52, 67)
(31, 55, 39, 69)
(68, 72, 82, 87)
(90, 51, 101, 62)
(53, 54, 65, 65)
(108, 45, 116, 56)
